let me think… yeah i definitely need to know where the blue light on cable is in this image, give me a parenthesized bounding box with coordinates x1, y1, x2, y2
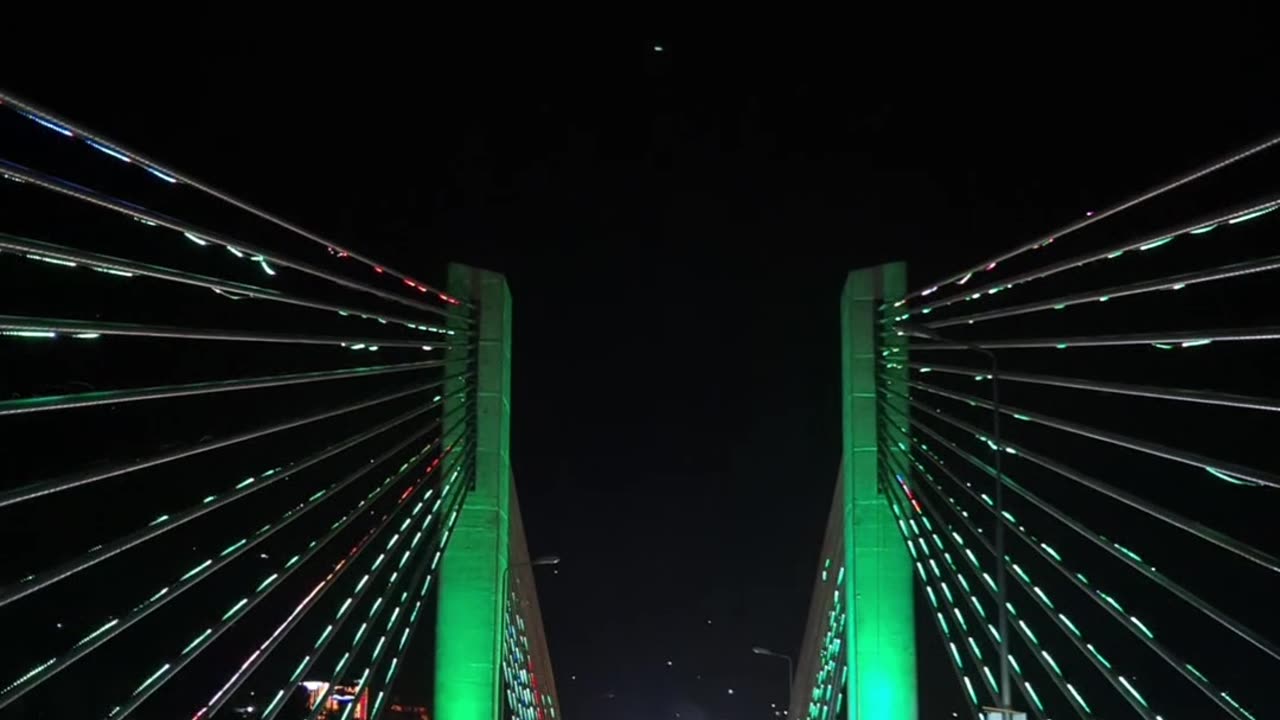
(145, 166, 178, 183)
(22, 112, 73, 137)
(85, 139, 132, 163)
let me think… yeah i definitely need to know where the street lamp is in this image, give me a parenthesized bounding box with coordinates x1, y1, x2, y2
(503, 555, 561, 594)
(896, 322, 1011, 712)
(751, 646, 794, 709)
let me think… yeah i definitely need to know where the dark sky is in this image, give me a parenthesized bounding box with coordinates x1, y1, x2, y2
(6, 23, 1280, 720)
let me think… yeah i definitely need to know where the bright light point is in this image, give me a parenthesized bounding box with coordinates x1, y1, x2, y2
(1180, 338, 1212, 348)
(727, 688, 734, 695)
(1227, 206, 1276, 224)
(259, 259, 276, 276)
(145, 166, 178, 183)
(654, 45, 664, 52)
(184, 232, 209, 246)
(666, 660, 673, 667)
(25, 113, 74, 136)
(86, 140, 132, 162)
(73, 333, 100, 339)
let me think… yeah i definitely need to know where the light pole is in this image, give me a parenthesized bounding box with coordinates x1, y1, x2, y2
(751, 646, 794, 710)
(897, 322, 1010, 711)
(499, 556, 560, 720)
(503, 555, 561, 593)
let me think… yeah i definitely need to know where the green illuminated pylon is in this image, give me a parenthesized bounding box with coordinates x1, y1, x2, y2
(840, 263, 917, 720)
(435, 264, 513, 720)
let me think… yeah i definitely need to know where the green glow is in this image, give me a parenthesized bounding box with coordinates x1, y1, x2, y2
(1067, 683, 1091, 713)
(1087, 643, 1112, 668)
(967, 636, 982, 660)
(1007, 654, 1020, 674)
(1119, 676, 1148, 707)
(1139, 237, 1173, 250)
(841, 265, 917, 720)
(962, 676, 977, 706)
(1039, 543, 1062, 561)
(1059, 613, 1081, 637)
(1206, 466, 1256, 485)
(182, 628, 213, 655)
(2, 330, 56, 338)
(1023, 681, 1044, 711)
(220, 539, 247, 557)
(74, 619, 120, 648)
(149, 515, 169, 526)
(1227, 206, 1276, 224)
(1185, 663, 1208, 682)
(1098, 591, 1125, 613)
(1011, 564, 1029, 583)
(221, 598, 248, 620)
(1189, 224, 1218, 234)
(1018, 620, 1037, 645)
(180, 560, 212, 581)
(1106, 250, 1124, 259)
(1041, 650, 1062, 676)
(26, 253, 77, 267)
(1130, 615, 1154, 638)
(1114, 543, 1143, 562)
(134, 664, 170, 694)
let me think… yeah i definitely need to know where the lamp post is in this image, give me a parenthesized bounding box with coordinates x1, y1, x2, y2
(751, 646, 794, 710)
(897, 322, 1010, 711)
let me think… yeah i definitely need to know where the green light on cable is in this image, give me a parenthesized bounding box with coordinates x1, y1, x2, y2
(1066, 683, 1091, 713)
(1206, 466, 1256, 486)
(1227, 206, 1276, 224)
(1119, 676, 1148, 707)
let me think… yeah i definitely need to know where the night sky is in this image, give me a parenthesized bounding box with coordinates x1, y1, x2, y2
(6, 24, 1280, 720)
